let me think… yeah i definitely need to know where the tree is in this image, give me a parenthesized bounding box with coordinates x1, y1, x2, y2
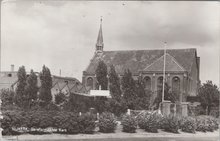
(25, 69, 38, 109)
(121, 69, 136, 109)
(134, 80, 151, 110)
(108, 65, 121, 101)
(15, 66, 27, 108)
(55, 92, 67, 105)
(95, 60, 108, 90)
(39, 65, 52, 105)
(198, 81, 219, 115)
(0, 89, 15, 107)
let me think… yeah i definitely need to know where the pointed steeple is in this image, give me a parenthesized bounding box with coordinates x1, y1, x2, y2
(96, 17, 104, 53)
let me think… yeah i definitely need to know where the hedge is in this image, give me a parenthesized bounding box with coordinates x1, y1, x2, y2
(0, 110, 96, 135)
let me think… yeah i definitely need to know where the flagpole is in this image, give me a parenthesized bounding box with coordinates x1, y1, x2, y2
(162, 42, 167, 103)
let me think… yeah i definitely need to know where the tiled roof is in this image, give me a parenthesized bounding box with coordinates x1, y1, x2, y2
(84, 48, 196, 74)
(144, 53, 185, 72)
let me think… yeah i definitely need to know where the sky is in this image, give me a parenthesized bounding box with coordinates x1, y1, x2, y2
(1, 0, 220, 86)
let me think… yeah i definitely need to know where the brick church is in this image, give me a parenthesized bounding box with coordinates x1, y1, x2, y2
(82, 19, 200, 103)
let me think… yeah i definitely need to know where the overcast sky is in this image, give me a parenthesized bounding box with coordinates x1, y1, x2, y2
(1, 1, 219, 86)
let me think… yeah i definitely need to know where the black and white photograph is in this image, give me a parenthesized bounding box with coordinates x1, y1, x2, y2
(0, 1, 219, 141)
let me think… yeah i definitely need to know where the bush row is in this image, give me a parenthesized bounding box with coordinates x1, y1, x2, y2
(1, 110, 96, 135)
(134, 112, 219, 134)
(1, 110, 219, 135)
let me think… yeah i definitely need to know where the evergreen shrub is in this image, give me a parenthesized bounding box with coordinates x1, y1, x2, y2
(163, 115, 180, 133)
(98, 112, 117, 133)
(180, 116, 196, 133)
(196, 116, 219, 132)
(121, 114, 137, 133)
(78, 113, 96, 134)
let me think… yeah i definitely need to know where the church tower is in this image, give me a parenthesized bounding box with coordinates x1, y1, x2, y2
(95, 18, 104, 53)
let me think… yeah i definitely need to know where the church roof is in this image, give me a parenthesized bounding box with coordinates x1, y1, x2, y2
(143, 53, 185, 72)
(84, 48, 196, 74)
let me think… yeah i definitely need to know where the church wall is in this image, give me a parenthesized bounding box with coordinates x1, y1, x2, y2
(189, 55, 199, 96)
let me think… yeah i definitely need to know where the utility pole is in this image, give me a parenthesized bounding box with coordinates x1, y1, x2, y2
(0, 0, 2, 72)
(162, 42, 167, 103)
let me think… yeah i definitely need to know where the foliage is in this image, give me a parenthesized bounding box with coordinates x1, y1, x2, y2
(180, 116, 196, 133)
(108, 65, 121, 101)
(93, 96, 108, 113)
(163, 115, 180, 133)
(65, 113, 81, 134)
(196, 115, 219, 132)
(95, 60, 108, 90)
(198, 81, 220, 115)
(105, 98, 127, 117)
(0, 89, 15, 107)
(39, 65, 52, 105)
(63, 93, 92, 112)
(78, 113, 96, 134)
(55, 92, 67, 105)
(134, 81, 152, 110)
(98, 112, 117, 133)
(121, 69, 137, 109)
(25, 69, 38, 109)
(0, 110, 97, 135)
(139, 112, 159, 133)
(121, 114, 137, 133)
(15, 66, 27, 108)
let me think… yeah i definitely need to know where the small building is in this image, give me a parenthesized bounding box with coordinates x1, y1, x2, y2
(0, 66, 90, 101)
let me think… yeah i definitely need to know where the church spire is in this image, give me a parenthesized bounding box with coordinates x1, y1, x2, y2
(96, 17, 104, 53)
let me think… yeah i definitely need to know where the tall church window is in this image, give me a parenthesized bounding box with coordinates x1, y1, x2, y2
(172, 76, 180, 94)
(143, 76, 151, 90)
(157, 76, 164, 92)
(87, 77, 93, 88)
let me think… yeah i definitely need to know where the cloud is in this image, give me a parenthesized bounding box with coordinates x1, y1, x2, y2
(1, 1, 219, 85)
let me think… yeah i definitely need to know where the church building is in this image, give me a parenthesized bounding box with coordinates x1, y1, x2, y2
(82, 19, 200, 103)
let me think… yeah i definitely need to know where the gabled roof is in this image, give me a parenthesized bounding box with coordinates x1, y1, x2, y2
(144, 53, 185, 72)
(84, 48, 196, 74)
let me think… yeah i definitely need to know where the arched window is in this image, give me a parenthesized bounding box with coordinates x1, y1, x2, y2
(157, 76, 164, 92)
(143, 76, 151, 90)
(87, 77, 93, 88)
(172, 76, 180, 93)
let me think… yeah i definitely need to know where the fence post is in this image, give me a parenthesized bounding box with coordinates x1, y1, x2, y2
(97, 113, 99, 120)
(127, 109, 131, 115)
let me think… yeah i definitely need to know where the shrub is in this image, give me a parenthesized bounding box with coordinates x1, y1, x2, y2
(136, 112, 150, 129)
(163, 115, 179, 133)
(121, 114, 137, 133)
(143, 113, 159, 133)
(98, 112, 117, 133)
(1, 111, 26, 135)
(78, 113, 96, 134)
(65, 113, 81, 134)
(196, 116, 219, 132)
(180, 116, 196, 133)
(39, 112, 54, 129)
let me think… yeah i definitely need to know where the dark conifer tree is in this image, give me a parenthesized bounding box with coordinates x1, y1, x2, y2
(25, 69, 39, 108)
(95, 60, 108, 90)
(108, 65, 121, 101)
(121, 69, 136, 109)
(39, 65, 52, 105)
(15, 66, 27, 108)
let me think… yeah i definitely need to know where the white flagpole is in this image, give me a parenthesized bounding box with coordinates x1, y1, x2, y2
(162, 42, 167, 103)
